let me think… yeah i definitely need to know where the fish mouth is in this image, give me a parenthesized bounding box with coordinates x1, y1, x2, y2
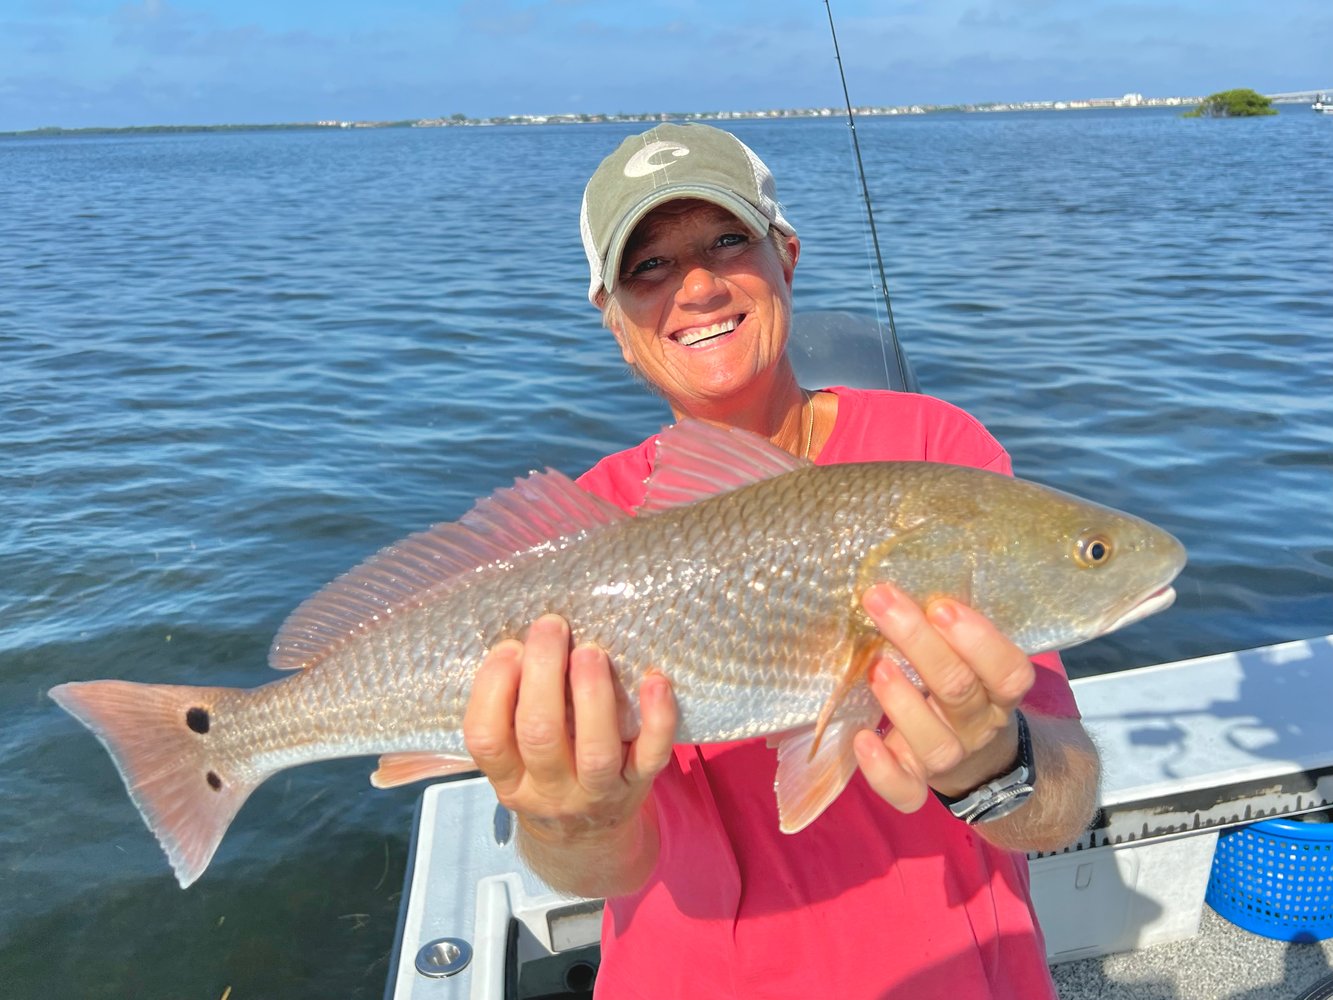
(1101, 585, 1177, 635)
(673, 315, 742, 347)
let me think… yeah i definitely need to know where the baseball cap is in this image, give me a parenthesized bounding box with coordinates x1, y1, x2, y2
(579, 123, 797, 304)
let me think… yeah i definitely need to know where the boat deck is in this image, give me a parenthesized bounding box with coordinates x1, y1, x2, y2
(1053, 906, 1333, 999)
(387, 637, 1333, 1000)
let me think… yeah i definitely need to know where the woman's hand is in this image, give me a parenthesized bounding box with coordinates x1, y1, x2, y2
(853, 583, 1099, 850)
(852, 583, 1035, 812)
(462, 614, 678, 896)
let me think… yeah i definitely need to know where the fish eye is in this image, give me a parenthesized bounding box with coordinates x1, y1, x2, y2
(1074, 533, 1113, 568)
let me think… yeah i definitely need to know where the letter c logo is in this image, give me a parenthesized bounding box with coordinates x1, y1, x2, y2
(624, 141, 690, 178)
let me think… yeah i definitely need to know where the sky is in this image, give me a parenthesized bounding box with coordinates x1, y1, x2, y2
(2, 0, 1330, 131)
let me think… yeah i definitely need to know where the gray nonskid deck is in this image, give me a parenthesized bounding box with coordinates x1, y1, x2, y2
(1052, 906, 1333, 1000)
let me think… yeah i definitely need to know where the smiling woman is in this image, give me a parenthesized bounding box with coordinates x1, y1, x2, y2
(453, 120, 1103, 1000)
(578, 124, 814, 451)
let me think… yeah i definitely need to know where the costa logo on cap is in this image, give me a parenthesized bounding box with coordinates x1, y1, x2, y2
(624, 141, 691, 178)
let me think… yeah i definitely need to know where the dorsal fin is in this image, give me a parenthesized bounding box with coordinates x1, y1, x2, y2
(638, 419, 810, 514)
(268, 468, 628, 671)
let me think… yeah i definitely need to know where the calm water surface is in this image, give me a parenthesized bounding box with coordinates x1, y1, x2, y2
(2, 109, 1330, 998)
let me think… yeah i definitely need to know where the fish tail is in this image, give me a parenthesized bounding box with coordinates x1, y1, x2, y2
(49, 679, 265, 888)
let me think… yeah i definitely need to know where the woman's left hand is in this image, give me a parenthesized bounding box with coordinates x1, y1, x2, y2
(852, 582, 1036, 813)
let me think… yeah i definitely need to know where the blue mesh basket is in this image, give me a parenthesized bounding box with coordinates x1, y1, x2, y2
(1206, 816, 1333, 941)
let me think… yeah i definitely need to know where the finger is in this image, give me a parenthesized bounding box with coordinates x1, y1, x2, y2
(513, 614, 575, 781)
(862, 584, 993, 726)
(568, 644, 629, 793)
(853, 728, 930, 813)
(463, 639, 525, 789)
(625, 673, 677, 783)
(925, 599, 1034, 709)
(869, 658, 968, 779)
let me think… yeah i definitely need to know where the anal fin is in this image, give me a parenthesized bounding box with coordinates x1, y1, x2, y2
(371, 752, 478, 789)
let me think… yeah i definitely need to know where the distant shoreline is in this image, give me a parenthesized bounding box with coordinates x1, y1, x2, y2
(4, 93, 1321, 138)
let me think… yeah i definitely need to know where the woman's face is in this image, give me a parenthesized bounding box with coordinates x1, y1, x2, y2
(606, 199, 800, 413)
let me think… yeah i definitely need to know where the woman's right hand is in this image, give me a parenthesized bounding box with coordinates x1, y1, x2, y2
(463, 614, 678, 884)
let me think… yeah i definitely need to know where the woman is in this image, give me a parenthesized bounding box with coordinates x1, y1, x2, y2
(463, 123, 1099, 999)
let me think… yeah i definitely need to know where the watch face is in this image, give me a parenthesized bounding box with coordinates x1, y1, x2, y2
(971, 784, 1035, 824)
(941, 711, 1036, 824)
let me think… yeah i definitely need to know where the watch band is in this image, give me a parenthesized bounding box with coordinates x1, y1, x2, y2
(934, 710, 1036, 825)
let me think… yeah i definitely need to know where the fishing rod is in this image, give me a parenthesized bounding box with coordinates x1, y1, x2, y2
(822, 0, 913, 392)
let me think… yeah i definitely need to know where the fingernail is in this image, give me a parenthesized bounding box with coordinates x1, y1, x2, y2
(640, 673, 666, 708)
(569, 643, 601, 670)
(528, 615, 569, 643)
(853, 729, 882, 763)
(863, 584, 898, 617)
(927, 600, 958, 628)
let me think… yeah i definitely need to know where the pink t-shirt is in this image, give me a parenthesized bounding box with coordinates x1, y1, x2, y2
(577, 387, 1071, 999)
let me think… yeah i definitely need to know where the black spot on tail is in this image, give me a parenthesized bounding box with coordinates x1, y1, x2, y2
(206, 771, 223, 791)
(186, 707, 210, 734)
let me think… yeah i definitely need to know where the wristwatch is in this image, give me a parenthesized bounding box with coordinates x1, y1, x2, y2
(934, 710, 1036, 825)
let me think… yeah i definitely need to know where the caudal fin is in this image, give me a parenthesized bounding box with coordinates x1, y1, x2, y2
(49, 679, 265, 888)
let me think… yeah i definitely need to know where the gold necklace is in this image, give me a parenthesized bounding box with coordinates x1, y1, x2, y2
(802, 389, 815, 460)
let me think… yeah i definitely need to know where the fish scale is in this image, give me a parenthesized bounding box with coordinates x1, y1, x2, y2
(49, 420, 1185, 886)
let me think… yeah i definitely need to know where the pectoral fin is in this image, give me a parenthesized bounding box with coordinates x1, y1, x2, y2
(808, 633, 886, 759)
(371, 752, 478, 789)
(804, 518, 934, 757)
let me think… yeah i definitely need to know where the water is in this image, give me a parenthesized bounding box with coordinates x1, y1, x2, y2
(2, 109, 1330, 999)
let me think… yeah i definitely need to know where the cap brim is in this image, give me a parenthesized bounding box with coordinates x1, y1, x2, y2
(600, 184, 775, 296)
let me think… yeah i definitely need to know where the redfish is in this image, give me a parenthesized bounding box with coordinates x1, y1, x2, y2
(51, 420, 1185, 887)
